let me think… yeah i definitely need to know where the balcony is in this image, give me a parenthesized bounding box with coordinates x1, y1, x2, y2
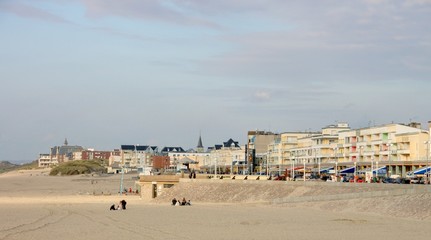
(348, 152, 359, 157)
(371, 139, 383, 145)
(397, 149, 410, 154)
(362, 151, 374, 156)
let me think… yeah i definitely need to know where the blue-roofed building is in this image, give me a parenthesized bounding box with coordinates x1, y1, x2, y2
(115, 144, 159, 174)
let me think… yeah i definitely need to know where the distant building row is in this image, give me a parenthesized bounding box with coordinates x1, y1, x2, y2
(38, 121, 431, 177)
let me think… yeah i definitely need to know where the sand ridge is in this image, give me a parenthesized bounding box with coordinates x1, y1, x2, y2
(152, 179, 431, 220)
(1, 169, 431, 240)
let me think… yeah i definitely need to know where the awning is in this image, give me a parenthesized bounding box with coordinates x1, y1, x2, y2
(357, 166, 387, 175)
(285, 166, 304, 171)
(373, 166, 387, 175)
(408, 166, 431, 175)
(339, 166, 356, 174)
(319, 167, 334, 173)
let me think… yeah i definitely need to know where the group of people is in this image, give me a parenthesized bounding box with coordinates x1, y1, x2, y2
(188, 171, 197, 179)
(110, 199, 127, 210)
(171, 197, 191, 206)
(120, 188, 139, 195)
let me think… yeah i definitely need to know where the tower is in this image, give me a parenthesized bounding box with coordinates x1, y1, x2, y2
(196, 133, 204, 153)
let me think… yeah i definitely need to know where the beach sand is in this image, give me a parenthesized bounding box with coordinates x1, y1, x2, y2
(1, 170, 431, 240)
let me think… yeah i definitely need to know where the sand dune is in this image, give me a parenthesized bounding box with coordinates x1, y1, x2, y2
(1, 170, 431, 240)
(154, 179, 431, 220)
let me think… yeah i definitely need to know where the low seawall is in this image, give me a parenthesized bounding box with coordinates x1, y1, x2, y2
(155, 178, 431, 204)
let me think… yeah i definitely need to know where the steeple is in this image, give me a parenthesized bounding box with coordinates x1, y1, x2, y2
(196, 133, 204, 153)
(64, 138, 68, 146)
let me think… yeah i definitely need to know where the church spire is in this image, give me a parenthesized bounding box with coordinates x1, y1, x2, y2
(64, 138, 68, 146)
(196, 132, 204, 153)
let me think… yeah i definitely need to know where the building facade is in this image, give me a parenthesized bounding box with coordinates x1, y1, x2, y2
(265, 122, 430, 178)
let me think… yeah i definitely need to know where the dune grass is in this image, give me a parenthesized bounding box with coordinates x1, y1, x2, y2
(50, 160, 107, 176)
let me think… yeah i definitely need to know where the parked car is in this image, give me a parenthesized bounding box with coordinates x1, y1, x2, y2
(294, 175, 304, 181)
(382, 178, 395, 183)
(320, 175, 330, 181)
(409, 177, 421, 184)
(308, 174, 321, 181)
(390, 178, 410, 184)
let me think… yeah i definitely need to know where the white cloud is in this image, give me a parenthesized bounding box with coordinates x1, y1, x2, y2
(253, 90, 271, 101)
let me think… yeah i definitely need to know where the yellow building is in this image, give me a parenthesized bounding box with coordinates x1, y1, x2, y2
(266, 121, 431, 178)
(337, 122, 429, 176)
(267, 123, 349, 174)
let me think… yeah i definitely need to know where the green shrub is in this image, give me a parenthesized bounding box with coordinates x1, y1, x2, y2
(49, 160, 107, 176)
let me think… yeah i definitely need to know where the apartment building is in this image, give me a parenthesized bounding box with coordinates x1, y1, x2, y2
(266, 131, 314, 176)
(266, 121, 430, 177)
(120, 145, 158, 173)
(38, 153, 53, 168)
(247, 131, 279, 173)
(80, 150, 111, 160)
(38, 139, 84, 168)
(337, 122, 429, 176)
(202, 138, 245, 174)
(166, 151, 210, 172)
(267, 123, 349, 174)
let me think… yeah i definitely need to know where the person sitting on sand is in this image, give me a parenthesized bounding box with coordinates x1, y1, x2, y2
(172, 198, 177, 206)
(120, 199, 127, 210)
(186, 200, 191, 206)
(181, 197, 187, 206)
(110, 204, 118, 210)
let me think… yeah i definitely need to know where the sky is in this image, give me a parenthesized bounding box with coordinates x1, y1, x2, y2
(1, 0, 430, 163)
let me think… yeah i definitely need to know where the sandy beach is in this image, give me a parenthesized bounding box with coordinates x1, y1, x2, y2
(1, 170, 431, 240)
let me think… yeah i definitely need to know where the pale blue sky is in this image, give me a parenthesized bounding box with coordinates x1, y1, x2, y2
(1, 0, 430, 163)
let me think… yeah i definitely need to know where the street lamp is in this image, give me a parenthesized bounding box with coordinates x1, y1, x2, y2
(303, 159, 306, 181)
(119, 164, 124, 195)
(292, 156, 295, 180)
(214, 157, 217, 178)
(376, 161, 379, 181)
(386, 143, 393, 177)
(425, 141, 430, 185)
(266, 153, 269, 178)
(316, 149, 321, 177)
(354, 161, 357, 183)
(333, 147, 338, 179)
